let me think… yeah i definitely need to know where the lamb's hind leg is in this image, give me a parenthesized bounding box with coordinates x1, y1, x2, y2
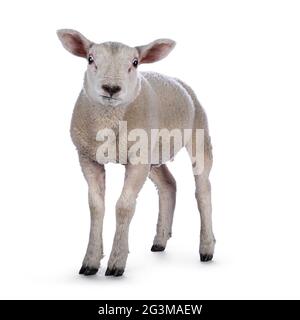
(195, 174, 215, 261)
(149, 164, 176, 252)
(187, 131, 215, 262)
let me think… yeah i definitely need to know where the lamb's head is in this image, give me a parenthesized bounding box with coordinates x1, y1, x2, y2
(57, 29, 176, 107)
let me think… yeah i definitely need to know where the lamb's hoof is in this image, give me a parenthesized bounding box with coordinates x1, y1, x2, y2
(151, 244, 165, 252)
(79, 265, 98, 276)
(105, 267, 124, 277)
(200, 254, 213, 262)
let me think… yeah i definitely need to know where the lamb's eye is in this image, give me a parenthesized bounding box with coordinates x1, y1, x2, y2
(132, 58, 138, 68)
(88, 55, 94, 64)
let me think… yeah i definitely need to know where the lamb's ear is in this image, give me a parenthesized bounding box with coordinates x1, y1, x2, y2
(56, 29, 93, 58)
(136, 39, 176, 64)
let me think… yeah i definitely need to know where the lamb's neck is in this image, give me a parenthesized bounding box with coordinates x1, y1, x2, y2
(83, 91, 127, 130)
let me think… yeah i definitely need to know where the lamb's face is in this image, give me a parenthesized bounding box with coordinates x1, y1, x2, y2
(57, 29, 176, 107)
(84, 43, 141, 107)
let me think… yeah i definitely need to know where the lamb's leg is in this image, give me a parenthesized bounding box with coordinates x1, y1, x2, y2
(194, 175, 215, 261)
(186, 129, 215, 262)
(149, 164, 176, 252)
(105, 164, 150, 277)
(78, 155, 105, 275)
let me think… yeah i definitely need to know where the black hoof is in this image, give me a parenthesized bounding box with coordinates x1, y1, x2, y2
(151, 244, 165, 252)
(105, 267, 124, 277)
(79, 265, 98, 276)
(200, 254, 213, 262)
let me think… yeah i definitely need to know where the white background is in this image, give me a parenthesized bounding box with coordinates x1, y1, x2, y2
(0, 0, 300, 299)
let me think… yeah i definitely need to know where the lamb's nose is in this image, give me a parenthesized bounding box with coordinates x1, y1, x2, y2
(102, 85, 121, 97)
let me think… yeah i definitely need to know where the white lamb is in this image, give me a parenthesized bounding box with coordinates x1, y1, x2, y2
(57, 29, 215, 277)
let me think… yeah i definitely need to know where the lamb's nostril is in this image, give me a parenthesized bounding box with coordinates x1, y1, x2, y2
(102, 85, 121, 97)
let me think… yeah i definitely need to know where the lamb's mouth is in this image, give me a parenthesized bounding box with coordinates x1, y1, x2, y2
(100, 95, 119, 101)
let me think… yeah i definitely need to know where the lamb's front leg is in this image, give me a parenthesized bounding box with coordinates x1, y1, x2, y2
(78, 155, 105, 276)
(106, 164, 150, 277)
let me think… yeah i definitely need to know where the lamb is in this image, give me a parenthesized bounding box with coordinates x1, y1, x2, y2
(57, 29, 216, 277)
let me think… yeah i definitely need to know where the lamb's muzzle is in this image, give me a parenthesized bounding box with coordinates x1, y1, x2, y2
(101, 84, 122, 97)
